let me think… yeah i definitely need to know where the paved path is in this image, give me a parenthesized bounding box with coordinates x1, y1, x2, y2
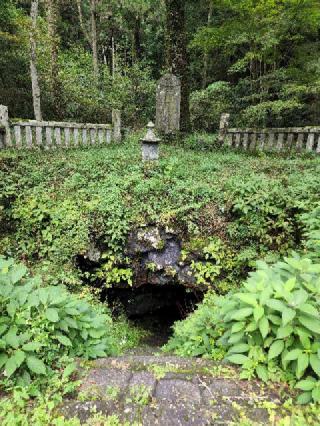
(61, 355, 288, 425)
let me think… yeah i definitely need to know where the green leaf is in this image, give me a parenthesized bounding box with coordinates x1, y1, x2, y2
(230, 308, 253, 321)
(0, 353, 8, 369)
(282, 308, 296, 326)
(10, 264, 27, 284)
(256, 365, 269, 383)
(5, 356, 18, 377)
(295, 378, 316, 391)
(297, 391, 312, 405)
(298, 315, 320, 335)
(298, 304, 318, 317)
(13, 350, 25, 369)
(277, 325, 293, 339)
(268, 340, 284, 360)
(63, 363, 76, 380)
(231, 322, 245, 333)
(227, 354, 249, 365)
(45, 308, 59, 323)
(284, 349, 303, 361)
(22, 342, 43, 352)
(310, 354, 320, 377)
(284, 278, 296, 293)
(38, 289, 48, 305)
(254, 306, 264, 322)
(228, 343, 250, 354)
(297, 353, 309, 379)
(56, 335, 72, 347)
(292, 290, 308, 307)
(88, 329, 107, 339)
(26, 356, 46, 375)
(266, 299, 286, 312)
(312, 387, 320, 403)
(236, 293, 257, 306)
(245, 321, 258, 332)
(27, 293, 40, 307)
(297, 330, 311, 350)
(259, 317, 269, 339)
(268, 314, 281, 325)
(5, 329, 19, 349)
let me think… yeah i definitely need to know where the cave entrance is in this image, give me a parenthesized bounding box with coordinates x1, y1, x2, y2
(105, 285, 203, 347)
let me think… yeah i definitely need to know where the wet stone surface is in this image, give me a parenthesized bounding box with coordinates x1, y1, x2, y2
(60, 355, 287, 425)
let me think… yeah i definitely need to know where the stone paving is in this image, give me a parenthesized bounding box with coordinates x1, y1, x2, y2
(61, 355, 288, 425)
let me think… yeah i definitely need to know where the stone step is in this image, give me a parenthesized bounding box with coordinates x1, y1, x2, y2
(60, 356, 290, 425)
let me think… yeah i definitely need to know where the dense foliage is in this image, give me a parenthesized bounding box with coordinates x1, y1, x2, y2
(0, 138, 319, 291)
(0, 256, 117, 387)
(0, 0, 319, 128)
(166, 202, 320, 404)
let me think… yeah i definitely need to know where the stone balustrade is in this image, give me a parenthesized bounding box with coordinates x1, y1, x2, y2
(219, 115, 320, 154)
(0, 105, 121, 150)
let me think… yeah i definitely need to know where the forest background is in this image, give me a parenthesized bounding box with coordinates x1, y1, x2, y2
(1, 0, 320, 132)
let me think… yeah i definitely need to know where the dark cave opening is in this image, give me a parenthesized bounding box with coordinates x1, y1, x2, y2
(105, 284, 203, 346)
(76, 255, 204, 346)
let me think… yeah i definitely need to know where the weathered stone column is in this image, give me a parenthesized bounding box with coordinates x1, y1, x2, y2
(0, 105, 11, 147)
(218, 113, 230, 144)
(141, 122, 161, 161)
(112, 109, 121, 142)
(156, 73, 181, 135)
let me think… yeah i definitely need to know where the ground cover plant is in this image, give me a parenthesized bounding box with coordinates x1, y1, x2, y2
(166, 201, 320, 406)
(0, 136, 319, 293)
(0, 137, 319, 424)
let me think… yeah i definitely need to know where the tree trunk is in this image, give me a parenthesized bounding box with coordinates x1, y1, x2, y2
(46, 0, 60, 116)
(202, 1, 213, 88)
(30, 0, 42, 121)
(165, 0, 191, 132)
(134, 15, 142, 61)
(90, 0, 99, 82)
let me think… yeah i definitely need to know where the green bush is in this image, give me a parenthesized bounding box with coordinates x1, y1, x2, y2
(0, 256, 115, 387)
(164, 292, 225, 359)
(220, 255, 320, 390)
(190, 81, 234, 132)
(167, 204, 320, 404)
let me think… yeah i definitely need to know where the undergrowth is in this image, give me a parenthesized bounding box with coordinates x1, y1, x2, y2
(0, 135, 319, 294)
(166, 202, 320, 406)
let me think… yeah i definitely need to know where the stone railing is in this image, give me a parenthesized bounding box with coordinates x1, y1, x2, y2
(219, 114, 320, 154)
(0, 105, 121, 150)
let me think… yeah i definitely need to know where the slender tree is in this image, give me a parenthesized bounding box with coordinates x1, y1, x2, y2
(30, 0, 42, 120)
(202, 0, 213, 88)
(76, 0, 99, 82)
(90, 0, 99, 81)
(165, 0, 190, 132)
(46, 0, 60, 116)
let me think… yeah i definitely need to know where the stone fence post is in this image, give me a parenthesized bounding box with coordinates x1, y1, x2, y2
(218, 113, 230, 144)
(112, 109, 121, 142)
(0, 105, 11, 147)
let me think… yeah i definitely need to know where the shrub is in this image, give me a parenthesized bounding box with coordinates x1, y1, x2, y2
(167, 204, 320, 403)
(220, 254, 320, 390)
(0, 256, 116, 387)
(164, 292, 225, 359)
(190, 81, 234, 132)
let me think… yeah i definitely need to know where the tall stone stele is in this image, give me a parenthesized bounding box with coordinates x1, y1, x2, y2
(156, 73, 181, 135)
(218, 113, 230, 144)
(112, 109, 122, 142)
(141, 122, 161, 161)
(0, 105, 11, 148)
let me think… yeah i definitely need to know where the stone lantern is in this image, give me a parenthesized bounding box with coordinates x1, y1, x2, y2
(140, 122, 161, 161)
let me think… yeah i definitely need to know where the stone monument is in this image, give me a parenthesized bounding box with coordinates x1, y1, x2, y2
(140, 122, 161, 161)
(0, 105, 11, 147)
(112, 109, 121, 142)
(156, 73, 181, 135)
(218, 113, 230, 144)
